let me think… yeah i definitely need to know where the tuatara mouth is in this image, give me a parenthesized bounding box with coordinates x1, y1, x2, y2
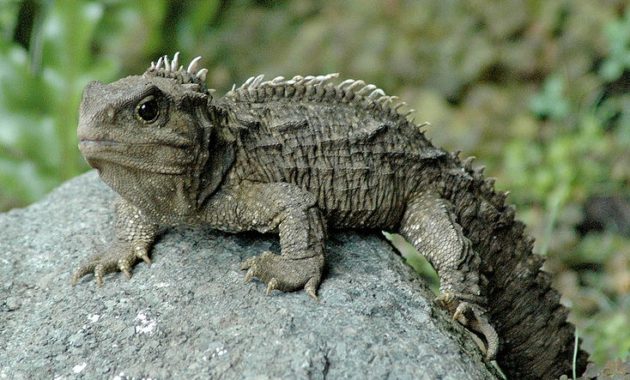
(79, 138, 120, 147)
(78, 136, 193, 150)
(78, 138, 131, 157)
(78, 138, 194, 175)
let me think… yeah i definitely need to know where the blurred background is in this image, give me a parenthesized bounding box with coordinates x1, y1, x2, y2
(0, 0, 628, 371)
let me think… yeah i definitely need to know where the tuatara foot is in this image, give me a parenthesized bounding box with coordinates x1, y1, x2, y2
(71, 240, 152, 286)
(436, 292, 499, 360)
(241, 251, 324, 300)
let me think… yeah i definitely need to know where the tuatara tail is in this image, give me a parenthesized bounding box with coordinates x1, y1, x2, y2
(444, 153, 589, 379)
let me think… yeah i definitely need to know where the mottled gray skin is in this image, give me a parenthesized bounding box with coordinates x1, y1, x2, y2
(73, 54, 587, 379)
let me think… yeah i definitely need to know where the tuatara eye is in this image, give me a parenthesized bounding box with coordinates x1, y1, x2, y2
(136, 96, 159, 123)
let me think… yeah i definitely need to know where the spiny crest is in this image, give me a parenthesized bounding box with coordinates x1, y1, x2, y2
(225, 73, 421, 124)
(144, 52, 209, 94)
(449, 151, 510, 210)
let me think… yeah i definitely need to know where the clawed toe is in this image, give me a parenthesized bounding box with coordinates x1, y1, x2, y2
(71, 263, 97, 286)
(139, 253, 152, 265)
(266, 278, 279, 295)
(304, 277, 319, 301)
(453, 302, 498, 360)
(240, 258, 253, 271)
(71, 241, 151, 286)
(436, 293, 498, 360)
(244, 267, 255, 283)
(240, 251, 323, 299)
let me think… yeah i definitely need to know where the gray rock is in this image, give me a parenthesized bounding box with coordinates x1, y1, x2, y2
(0, 171, 499, 379)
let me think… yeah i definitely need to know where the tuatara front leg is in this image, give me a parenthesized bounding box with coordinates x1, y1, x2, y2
(72, 197, 159, 286)
(207, 182, 326, 299)
(399, 191, 498, 360)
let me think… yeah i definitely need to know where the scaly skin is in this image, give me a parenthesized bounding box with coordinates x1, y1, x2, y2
(73, 53, 588, 379)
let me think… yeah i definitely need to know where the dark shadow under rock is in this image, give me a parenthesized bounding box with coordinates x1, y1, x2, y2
(0, 171, 498, 379)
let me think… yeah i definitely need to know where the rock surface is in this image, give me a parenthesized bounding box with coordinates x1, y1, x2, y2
(0, 171, 498, 379)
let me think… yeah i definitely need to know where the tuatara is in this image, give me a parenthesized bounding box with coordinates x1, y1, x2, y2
(73, 53, 588, 379)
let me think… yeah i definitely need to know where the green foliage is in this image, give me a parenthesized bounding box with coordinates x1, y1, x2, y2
(502, 107, 622, 254)
(383, 232, 440, 294)
(0, 0, 628, 367)
(0, 1, 118, 208)
(567, 233, 630, 364)
(599, 9, 630, 82)
(529, 75, 570, 121)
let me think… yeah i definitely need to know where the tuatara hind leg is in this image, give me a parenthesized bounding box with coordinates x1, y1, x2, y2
(72, 198, 158, 286)
(398, 191, 498, 360)
(209, 182, 326, 299)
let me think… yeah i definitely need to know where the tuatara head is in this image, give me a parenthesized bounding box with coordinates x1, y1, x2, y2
(78, 53, 232, 223)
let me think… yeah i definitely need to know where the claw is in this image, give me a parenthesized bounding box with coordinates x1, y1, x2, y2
(240, 251, 324, 299)
(122, 268, 132, 279)
(436, 293, 498, 361)
(241, 257, 254, 270)
(71, 264, 94, 286)
(244, 268, 255, 283)
(305, 277, 319, 301)
(454, 302, 498, 360)
(453, 304, 468, 324)
(139, 254, 151, 266)
(95, 268, 104, 287)
(436, 292, 456, 307)
(72, 241, 153, 287)
(266, 278, 279, 295)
